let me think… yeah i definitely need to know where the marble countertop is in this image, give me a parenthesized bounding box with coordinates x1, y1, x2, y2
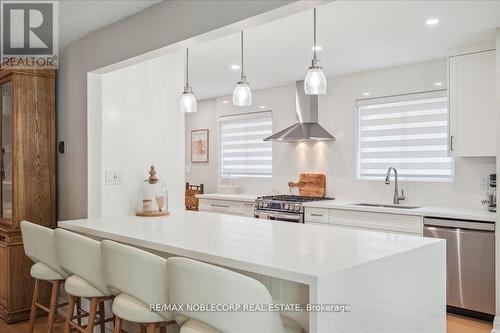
(58, 210, 442, 284)
(196, 193, 261, 202)
(303, 200, 496, 222)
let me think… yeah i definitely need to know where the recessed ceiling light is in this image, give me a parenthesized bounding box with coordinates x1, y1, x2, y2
(362, 92, 371, 96)
(312, 45, 322, 51)
(259, 105, 266, 109)
(434, 82, 443, 87)
(230, 64, 240, 70)
(425, 18, 439, 26)
(222, 100, 229, 104)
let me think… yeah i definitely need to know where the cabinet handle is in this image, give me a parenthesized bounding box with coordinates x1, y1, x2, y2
(210, 204, 230, 208)
(450, 135, 454, 151)
(310, 213, 324, 217)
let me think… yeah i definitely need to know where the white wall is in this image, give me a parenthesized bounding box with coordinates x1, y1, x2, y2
(186, 59, 496, 209)
(57, 0, 314, 220)
(185, 99, 218, 193)
(99, 56, 185, 216)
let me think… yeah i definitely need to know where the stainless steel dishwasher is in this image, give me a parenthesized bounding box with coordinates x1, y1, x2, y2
(423, 217, 495, 319)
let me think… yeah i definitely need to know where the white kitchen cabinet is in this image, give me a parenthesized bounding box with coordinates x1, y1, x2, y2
(304, 207, 329, 223)
(198, 198, 255, 217)
(304, 207, 423, 235)
(449, 49, 497, 157)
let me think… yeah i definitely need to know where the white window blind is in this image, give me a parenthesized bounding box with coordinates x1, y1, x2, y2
(220, 111, 273, 178)
(357, 91, 453, 182)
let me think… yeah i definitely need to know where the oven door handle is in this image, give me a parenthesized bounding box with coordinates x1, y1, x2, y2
(256, 210, 302, 222)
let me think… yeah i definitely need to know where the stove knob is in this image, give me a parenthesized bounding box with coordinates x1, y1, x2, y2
(284, 204, 289, 210)
(259, 202, 264, 208)
(294, 205, 301, 211)
(263, 202, 269, 208)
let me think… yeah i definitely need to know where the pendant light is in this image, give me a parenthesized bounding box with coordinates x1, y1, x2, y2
(304, 8, 327, 95)
(233, 31, 252, 106)
(180, 48, 197, 113)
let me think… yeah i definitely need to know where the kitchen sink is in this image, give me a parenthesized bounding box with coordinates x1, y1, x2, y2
(352, 203, 421, 209)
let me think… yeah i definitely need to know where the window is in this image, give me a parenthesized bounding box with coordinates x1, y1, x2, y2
(219, 111, 273, 178)
(357, 91, 453, 182)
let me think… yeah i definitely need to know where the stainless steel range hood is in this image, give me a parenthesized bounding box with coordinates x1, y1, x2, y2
(264, 81, 335, 142)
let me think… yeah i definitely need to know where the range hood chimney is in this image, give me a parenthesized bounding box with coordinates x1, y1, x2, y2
(264, 81, 335, 142)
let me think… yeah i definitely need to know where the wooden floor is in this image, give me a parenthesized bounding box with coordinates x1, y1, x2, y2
(0, 314, 493, 333)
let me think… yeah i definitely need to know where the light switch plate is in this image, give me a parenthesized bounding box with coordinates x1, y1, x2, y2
(105, 170, 124, 185)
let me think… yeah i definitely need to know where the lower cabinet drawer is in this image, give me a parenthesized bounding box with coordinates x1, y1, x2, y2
(305, 208, 329, 224)
(199, 199, 255, 216)
(328, 209, 423, 235)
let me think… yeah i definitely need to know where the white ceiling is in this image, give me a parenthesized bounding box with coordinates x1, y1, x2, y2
(59, 0, 162, 47)
(172, 0, 500, 100)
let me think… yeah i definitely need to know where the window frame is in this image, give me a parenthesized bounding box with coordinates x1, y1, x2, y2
(218, 110, 273, 179)
(356, 90, 454, 183)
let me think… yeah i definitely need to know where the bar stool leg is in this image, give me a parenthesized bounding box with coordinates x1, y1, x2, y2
(76, 297, 82, 326)
(63, 295, 76, 333)
(28, 279, 40, 333)
(99, 300, 106, 333)
(113, 316, 122, 333)
(147, 323, 158, 333)
(46, 280, 61, 333)
(86, 297, 98, 333)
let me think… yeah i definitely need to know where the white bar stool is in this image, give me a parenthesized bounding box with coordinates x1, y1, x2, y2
(21, 221, 76, 333)
(166, 257, 303, 333)
(55, 228, 114, 333)
(101, 239, 176, 333)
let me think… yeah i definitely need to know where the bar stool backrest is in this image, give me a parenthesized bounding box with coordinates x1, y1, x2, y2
(167, 257, 286, 333)
(20, 221, 68, 278)
(55, 228, 111, 295)
(101, 240, 172, 321)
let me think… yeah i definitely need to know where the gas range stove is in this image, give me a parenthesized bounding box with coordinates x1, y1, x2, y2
(254, 195, 334, 223)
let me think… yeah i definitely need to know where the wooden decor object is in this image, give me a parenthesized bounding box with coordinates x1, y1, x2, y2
(288, 173, 326, 197)
(0, 69, 56, 323)
(185, 182, 204, 211)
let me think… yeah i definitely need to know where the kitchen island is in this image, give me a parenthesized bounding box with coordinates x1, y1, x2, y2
(59, 210, 445, 333)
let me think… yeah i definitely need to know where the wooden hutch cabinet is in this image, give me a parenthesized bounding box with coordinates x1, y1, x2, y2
(0, 69, 56, 322)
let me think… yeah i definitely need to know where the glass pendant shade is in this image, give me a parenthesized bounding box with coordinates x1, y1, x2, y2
(233, 31, 252, 106)
(304, 65, 327, 95)
(304, 8, 327, 95)
(233, 81, 252, 106)
(180, 48, 197, 113)
(180, 90, 197, 113)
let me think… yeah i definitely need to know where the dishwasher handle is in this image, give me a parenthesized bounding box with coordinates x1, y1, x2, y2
(423, 217, 494, 231)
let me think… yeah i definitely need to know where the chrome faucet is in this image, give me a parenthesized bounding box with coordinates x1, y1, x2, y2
(385, 167, 405, 204)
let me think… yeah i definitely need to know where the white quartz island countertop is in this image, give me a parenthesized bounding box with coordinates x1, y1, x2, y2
(59, 211, 446, 333)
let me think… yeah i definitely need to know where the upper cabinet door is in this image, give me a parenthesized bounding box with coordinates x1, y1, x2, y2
(449, 49, 497, 157)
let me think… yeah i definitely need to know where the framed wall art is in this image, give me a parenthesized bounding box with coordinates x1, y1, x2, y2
(191, 129, 209, 163)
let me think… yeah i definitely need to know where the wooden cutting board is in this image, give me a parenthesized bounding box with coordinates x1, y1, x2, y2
(288, 173, 326, 197)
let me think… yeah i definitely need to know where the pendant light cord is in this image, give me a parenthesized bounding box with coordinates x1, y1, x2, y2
(313, 8, 317, 61)
(185, 48, 189, 88)
(240, 31, 245, 80)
